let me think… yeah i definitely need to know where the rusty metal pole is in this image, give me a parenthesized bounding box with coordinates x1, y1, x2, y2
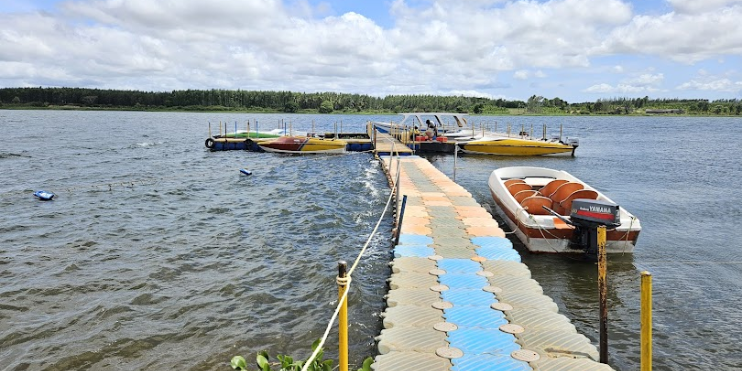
(597, 225, 608, 363)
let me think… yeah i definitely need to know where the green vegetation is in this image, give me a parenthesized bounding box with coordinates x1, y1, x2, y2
(1, 87, 740, 116)
(230, 339, 372, 371)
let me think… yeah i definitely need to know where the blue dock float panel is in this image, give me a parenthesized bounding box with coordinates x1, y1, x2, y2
(393, 245, 435, 258)
(447, 328, 520, 354)
(441, 289, 497, 307)
(452, 354, 531, 371)
(476, 246, 521, 262)
(397, 234, 434, 246)
(471, 236, 514, 249)
(438, 273, 489, 290)
(443, 306, 508, 328)
(436, 259, 482, 274)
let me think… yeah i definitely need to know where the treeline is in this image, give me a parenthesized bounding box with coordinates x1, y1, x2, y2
(1, 87, 741, 115)
(0, 87, 518, 113)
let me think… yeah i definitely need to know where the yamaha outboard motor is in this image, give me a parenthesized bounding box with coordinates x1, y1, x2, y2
(569, 199, 621, 259)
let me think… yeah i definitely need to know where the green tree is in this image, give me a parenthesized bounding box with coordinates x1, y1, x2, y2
(526, 95, 544, 113)
(318, 100, 334, 113)
(283, 101, 298, 113)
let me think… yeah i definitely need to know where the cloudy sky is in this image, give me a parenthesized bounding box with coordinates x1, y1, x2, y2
(1, 0, 741, 102)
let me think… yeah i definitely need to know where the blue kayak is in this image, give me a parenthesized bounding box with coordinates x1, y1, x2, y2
(34, 190, 55, 201)
(239, 169, 252, 176)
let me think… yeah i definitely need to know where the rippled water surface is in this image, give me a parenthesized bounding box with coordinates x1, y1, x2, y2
(1, 111, 741, 370)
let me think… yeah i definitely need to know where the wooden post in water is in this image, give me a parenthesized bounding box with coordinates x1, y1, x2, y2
(337, 261, 349, 371)
(641, 271, 653, 371)
(598, 225, 608, 363)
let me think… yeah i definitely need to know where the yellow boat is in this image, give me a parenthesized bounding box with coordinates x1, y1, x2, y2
(459, 136, 578, 156)
(258, 136, 347, 154)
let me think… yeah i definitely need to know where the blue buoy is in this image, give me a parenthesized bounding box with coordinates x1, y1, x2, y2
(239, 169, 253, 176)
(33, 190, 55, 201)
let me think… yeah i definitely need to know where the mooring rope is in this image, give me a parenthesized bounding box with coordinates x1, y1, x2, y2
(301, 155, 400, 371)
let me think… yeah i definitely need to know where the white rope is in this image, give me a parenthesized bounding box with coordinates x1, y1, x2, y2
(301, 278, 352, 371)
(301, 153, 400, 371)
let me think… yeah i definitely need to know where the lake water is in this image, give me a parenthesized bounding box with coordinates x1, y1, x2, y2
(1, 110, 741, 370)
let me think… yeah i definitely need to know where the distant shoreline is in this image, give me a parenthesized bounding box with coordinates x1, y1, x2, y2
(1, 105, 738, 117)
(2, 87, 739, 116)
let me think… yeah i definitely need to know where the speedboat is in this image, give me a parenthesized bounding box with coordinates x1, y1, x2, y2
(459, 135, 579, 156)
(488, 166, 640, 254)
(374, 113, 579, 156)
(258, 136, 346, 154)
(373, 112, 475, 139)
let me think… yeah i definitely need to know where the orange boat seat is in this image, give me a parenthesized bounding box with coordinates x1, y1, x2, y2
(507, 182, 532, 196)
(555, 189, 600, 215)
(538, 179, 568, 199)
(514, 189, 540, 204)
(504, 179, 526, 188)
(549, 182, 584, 203)
(520, 196, 553, 215)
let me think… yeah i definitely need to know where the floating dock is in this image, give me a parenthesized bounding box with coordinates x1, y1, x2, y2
(373, 131, 414, 156)
(205, 124, 444, 154)
(374, 155, 613, 371)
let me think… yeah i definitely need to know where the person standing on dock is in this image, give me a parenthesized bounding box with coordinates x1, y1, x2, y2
(425, 119, 438, 140)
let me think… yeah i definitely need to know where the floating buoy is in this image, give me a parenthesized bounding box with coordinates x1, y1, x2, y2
(33, 190, 55, 201)
(239, 169, 252, 176)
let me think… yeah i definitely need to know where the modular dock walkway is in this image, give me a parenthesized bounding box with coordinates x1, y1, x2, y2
(373, 131, 415, 156)
(374, 155, 613, 371)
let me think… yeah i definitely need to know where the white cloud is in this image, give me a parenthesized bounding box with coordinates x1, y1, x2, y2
(0, 0, 741, 101)
(677, 78, 742, 92)
(624, 73, 664, 86)
(446, 90, 498, 99)
(667, 0, 742, 14)
(597, 6, 742, 63)
(514, 70, 546, 80)
(584, 83, 660, 94)
(514, 70, 530, 80)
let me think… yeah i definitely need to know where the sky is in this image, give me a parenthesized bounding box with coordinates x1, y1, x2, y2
(1, 0, 741, 103)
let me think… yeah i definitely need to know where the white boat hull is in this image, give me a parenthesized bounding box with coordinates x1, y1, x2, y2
(489, 166, 641, 254)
